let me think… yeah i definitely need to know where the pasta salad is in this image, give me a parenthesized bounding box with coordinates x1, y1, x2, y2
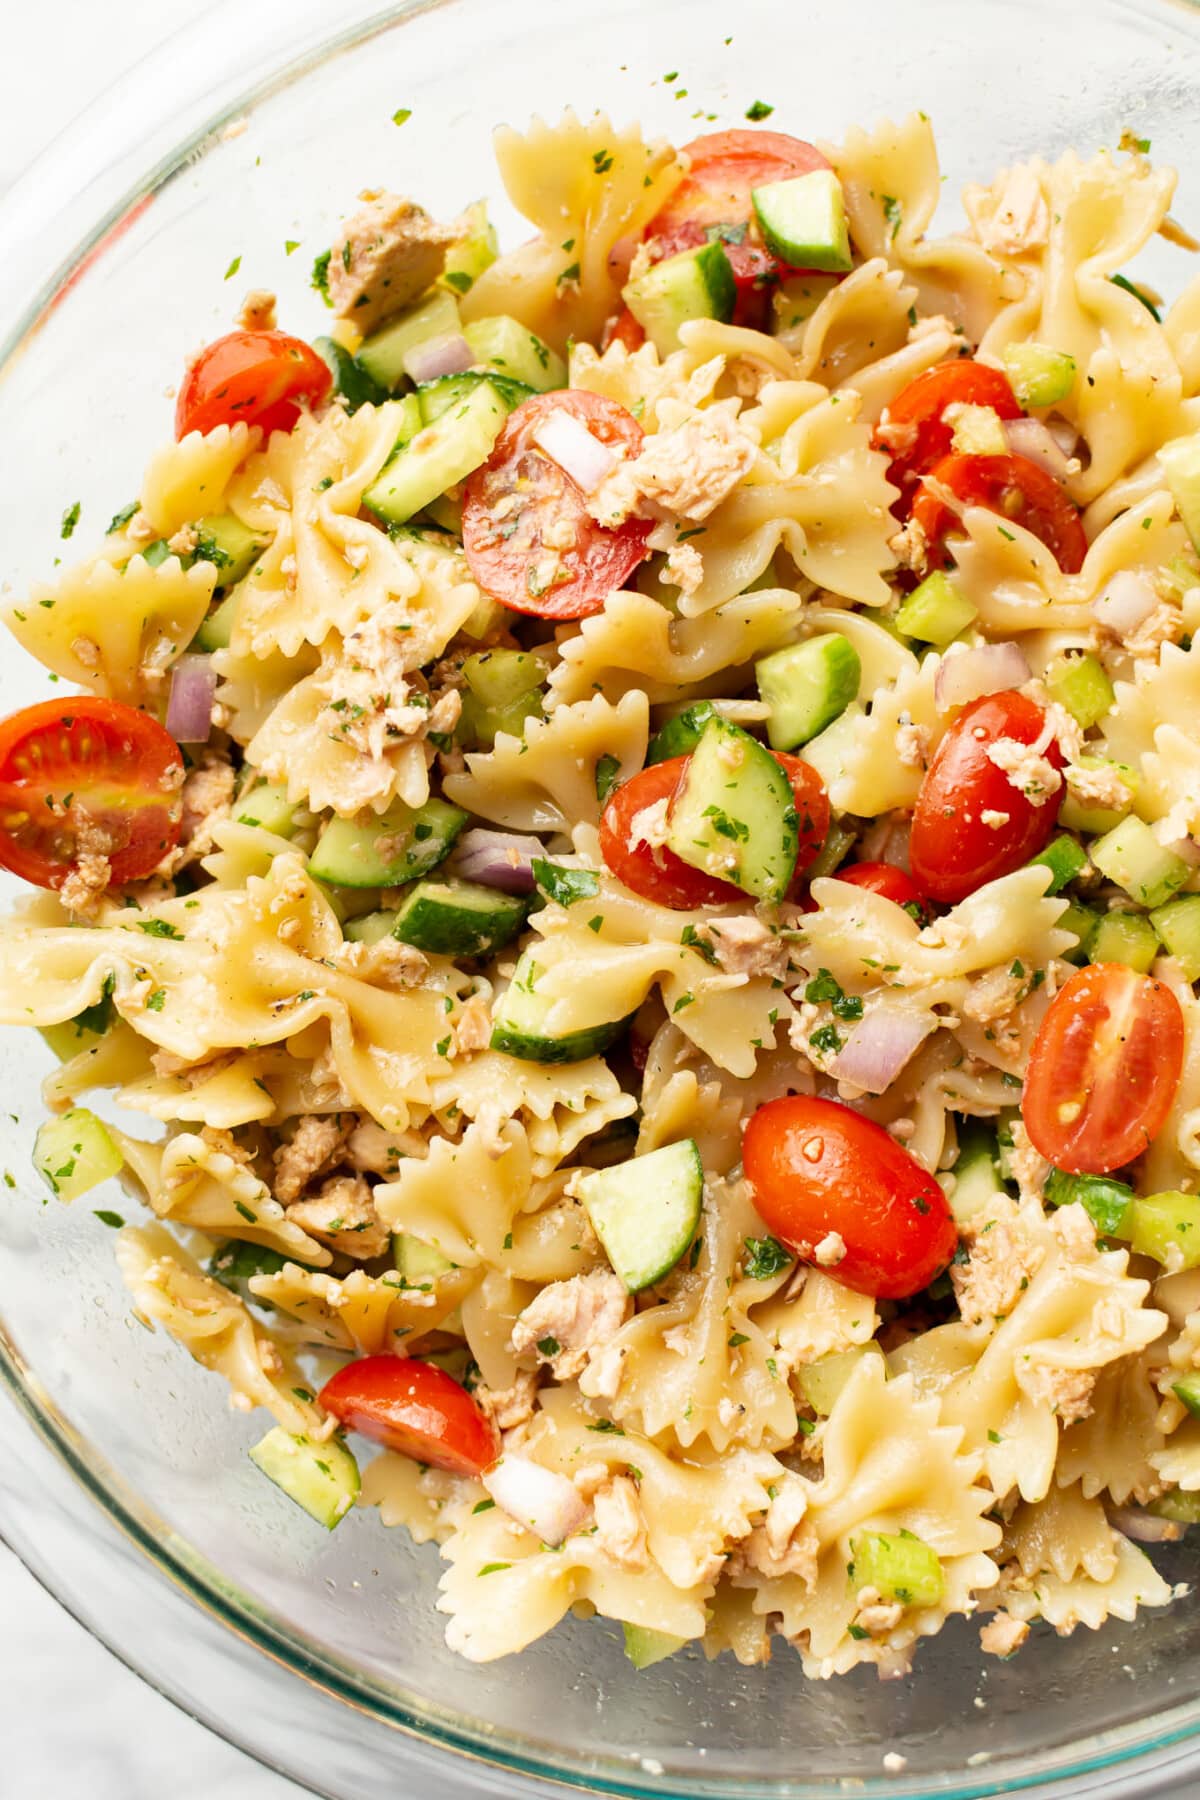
(5, 108, 1200, 1676)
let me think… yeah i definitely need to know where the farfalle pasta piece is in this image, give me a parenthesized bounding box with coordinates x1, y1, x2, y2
(804, 650, 944, 816)
(361, 1454, 484, 1546)
(995, 1534, 1172, 1635)
(374, 1119, 534, 1267)
(1056, 1351, 1168, 1508)
(425, 1049, 637, 1178)
(248, 1260, 477, 1355)
(139, 422, 260, 536)
(1001, 1480, 1121, 1585)
(443, 690, 649, 830)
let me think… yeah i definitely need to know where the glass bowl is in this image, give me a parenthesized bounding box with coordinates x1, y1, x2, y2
(3, 1, 1200, 1794)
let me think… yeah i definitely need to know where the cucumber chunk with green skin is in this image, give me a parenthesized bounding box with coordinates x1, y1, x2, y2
(313, 336, 388, 412)
(464, 315, 566, 392)
(797, 1343, 884, 1416)
(1090, 815, 1190, 909)
(1151, 1488, 1200, 1523)
(623, 241, 736, 356)
(193, 587, 241, 652)
(756, 634, 862, 750)
(622, 1623, 687, 1670)
(1044, 1167, 1135, 1239)
(248, 1426, 360, 1530)
(1157, 434, 1200, 554)
(1058, 758, 1138, 836)
(39, 1018, 106, 1061)
(1058, 899, 1101, 965)
(1044, 652, 1114, 729)
(849, 1530, 944, 1608)
(944, 1121, 1006, 1223)
(439, 200, 499, 298)
(308, 797, 468, 889)
(459, 648, 546, 748)
(362, 381, 508, 527)
(647, 701, 721, 765)
(1001, 342, 1077, 409)
(1088, 910, 1160, 973)
(1151, 894, 1200, 980)
(391, 878, 528, 956)
(665, 716, 799, 901)
(751, 169, 853, 273)
(34, 1107, 123, 1202)
(490, 950, 633, 1063)
(893, 570, 978, 646)
(355, 289, 461, 391)
(576, 1139, 703, 1292)
(804, 819, 857, 881)
(417, 370, 535, 425)
(393, 1233, 456, 1284)
(343, 909, 398, 945)
(191, 513, 268, 589)
(234, 781, 298, 837)
(1130, 1191, 1200, 1269)
(1026, 834, 1089, 895)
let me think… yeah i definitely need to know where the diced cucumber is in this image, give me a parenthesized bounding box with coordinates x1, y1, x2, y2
(464, 315, 566, 392)
(622, 1623, 686, 1670)
(1059, 758, 1138, 836)
(248, 1426, 360, 1530)
(39, 1019, 105, 1061)
(946, 1121, 1006, 1222)
(1001, 343, 1077, 409)
(1045, 1166, 1135, 1239)
(1157, 434, 1200, 554)
(33, 1107, 123, 1203)
(439, 200, 498, 298)
(894, 571, 978, 646)
(751, 170, 853, 274)
(391, 878, 528, 956)
(460, 689, 542, 750)
(755, 634, 862, 750)
(234, 781, 298, 837)
(1151, 1488, 1200, 1524)
(1058, 900, 1101, 964)
(422, 492, 464, 536)
(1159, 552, 1200, 603)
(356, 289, 462, 391)
(1151, 895, 1200, 980)
(1090, 816, 1190, 910)
(308, 797, 468, 888)
(191, 513, 268, 590)
(193, 587, 241, 653)
(665, 716, 799, 902)
(849, 1530, 945, 1608)
(490, 950, 632, 1064)
(1174, 1374, 1200, 1420)
(393, 1233, 456, 1285)
(209, 1240, 287, 1292)
(801, 707, 859, 798)
(1044, 652, 1114, 730)
(647, 701, 721, 765)
(1089, 910, 1160, 973)
(805, 820, 857, 881)
(1026, 834, 1088, 895)
(1130, 1191, 1200, 1269)
(141, 538, 172, 567)
(313, 335, 388, 412)
(623, 241, 736, 357)
(797, 1343, 884, 1416)
(458, 648, 546, 749)
(343, 910, 397, 945)
(416, 370, 534, 425)
(576, 1139, 703, 1293)
(362, 381, 508, 527)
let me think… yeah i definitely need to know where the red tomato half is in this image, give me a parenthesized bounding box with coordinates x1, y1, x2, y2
(909, 692, 1064, 905)
(873, 359, 1021, 494)
(462, 391, 651, 620)
(743, 1095, 957, 1299)
(911, 452, 1088, 574)
(836, 861, 929, 923)
(175, 330, 332, 439)
(318, 1355, 500, 1477)
(599, 751, 830, 910)
(0, 697, 184, 891)
(604, 306, 647, 353)
(1022, 964, 1185, 1176)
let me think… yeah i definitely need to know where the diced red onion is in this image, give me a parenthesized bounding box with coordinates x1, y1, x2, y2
(1091, 570, 1157, 636)
(483, 1454, 588, 1546)
(1005, 417, 1074, 482)
(832, 1007, 935, 1096)
(448, 828, 545, 895)
(935, 642, 1031, 712)
(1106, 1504, 1183, 1545)
(402, 332, 476, 385)
(531, 409, 617, 493)
(165, 654, 216, 744)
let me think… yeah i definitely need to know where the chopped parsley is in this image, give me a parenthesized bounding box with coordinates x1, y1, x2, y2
(133, 918, 184, 940)
(594, 753, 622, 804)
(311, 248, 333, 304)
(587, 1418, 625, 1434)
(743, 1235, 792, 1281)
(727, 1332, 750, 1348)
(745, 99, 775, 121)
(882, 195, 903, 240)
(592, 149, 614, 174)
(680, 923, 717, 965)
(144, 989, 166, 1012)
(477, 1562, 511, 1576)
(392, 107, 412, 126)
(224, 255, 242, 281)
(809, 1023, 844, 1055)
(60, 501, 81, 540)
(532, 859, 600, 906)
(1109, 272, 1161, 320)
(472, 1498, 496, 1514)
(536, 1336, 561, 1356)
(106, 499, 139, 535)
(93, 1209, 125, 1229)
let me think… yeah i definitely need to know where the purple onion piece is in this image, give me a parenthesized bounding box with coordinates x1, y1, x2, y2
(831, 1007, 935, 1096)
(403, 333, 476, 385)
(165, 653, 217, 744)
(935, 642, 1031, 713)
(448, 828, 545, 895)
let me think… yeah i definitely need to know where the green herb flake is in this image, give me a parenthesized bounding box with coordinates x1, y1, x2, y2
(882, 195, 903, 240)
(472, 1498, 496, 1514)
(134, 918, 184, 940)
(532, 859, 600, 906)
(311, 248, 333, 303)
(392, 107, 412, 126)
(145, 989, 166, 1012)
(727, 1332, 750, 1348)
(60, 501, 81, 540)
(587, 1419, 625, 1434)
(284, 239, 300, 255)
(478, 1562, 511, 1576)
(743, 1235, 792, 1281)
(233, 1200, 258, 1224)
(224, 255, 242, 281)
(536, 1336, 561, 1356)
(809, 1023, 844, 1055)
(106, 499, 139, 535)
(93, 1209, 125, 1229)
(594, 753, 622, 804)
(745, 100, 775, 121)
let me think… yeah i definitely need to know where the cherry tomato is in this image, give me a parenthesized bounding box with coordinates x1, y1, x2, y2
(462, 391, 651, 620)
(318, 1355, 500, 1477)
(873, 359, 1021, 495)
(175, 330, 333, 439)
(836, 861, 929, 923)
(909, 692, 1064, 905)
(603, 307, 647, 353)
(1022, 964, 1185, 1176)
(0, 697, 184, 891)
(743, 1095, 957, 1299)
(599, 751, 829, 910)
(911, 452, 1088, 574)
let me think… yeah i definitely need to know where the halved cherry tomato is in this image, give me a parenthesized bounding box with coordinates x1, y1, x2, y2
(175, 329, 333, 439)
(603, 306, 646, 353)
(1022, 964, 1185, 1175)
(836, 861, 929, 923)
(910, 691, 1063, 905)
(743, 1095, 957, 1299)
(911, 452, 1088, 574)
(462, 391, 651, 620)
(0, 697, 184, 891)
(318, 1355, 499, 1477)
(599, 751, 829, 910)
(872, 359, 1021, 495)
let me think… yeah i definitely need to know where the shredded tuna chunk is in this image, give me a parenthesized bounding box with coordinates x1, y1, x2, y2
(331, 936, 428, 989)
(980, 1612, 1030, 1658)
(1064, 760, 1134, 812)
(1007, 1117, 1050, 1205)
(588, 407, 757, 527)
(237, 288, 278, 332)
(346, 1116, 423, 1176)
(326, 193, 457, 333)
(510, 1270, 632, 1380)
(1016, 1360, 1096, 1426)
(853, 1586, 905, 1636)
(971, 163, 1050, 256)
(453, 992, 492, 1054)
(662, 539, 704, 595)
(952, 1195, 1045, 1327)
(286, 1172, 389, 1260)
(895, 719, 930, 769)
(728, 1476, 818, 1584)
(702, 914, 791, 981)
(273, 1113, 353, 1203)
(475, 1368, 538, 1432)
(986, 736, 1062, 806)
(59, 852, 112, 918)
(592, 1475, 649, 1570)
